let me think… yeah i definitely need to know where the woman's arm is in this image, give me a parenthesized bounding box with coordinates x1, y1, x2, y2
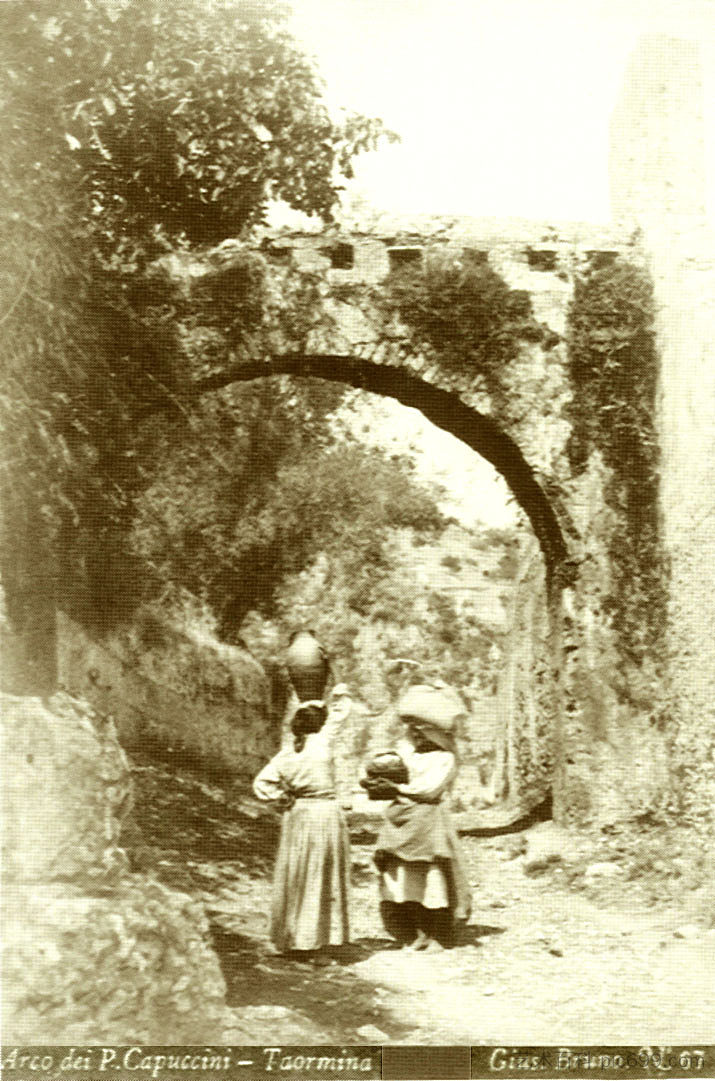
(396, 751, 456, 803)
(253, 752, 289, 802)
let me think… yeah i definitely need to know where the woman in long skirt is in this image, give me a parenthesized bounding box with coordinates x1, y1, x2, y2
(367, 683, 471, 951)
(253, 701, 351, 957)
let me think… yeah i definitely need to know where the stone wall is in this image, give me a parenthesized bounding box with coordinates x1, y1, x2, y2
(57, 611, 275, 781)
(1, 692, 230, 1043)
(609, 34, 715, 820)
(645, 224, 715, 817)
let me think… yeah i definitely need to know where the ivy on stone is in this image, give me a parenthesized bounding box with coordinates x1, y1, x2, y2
(566, 258, 666, 669)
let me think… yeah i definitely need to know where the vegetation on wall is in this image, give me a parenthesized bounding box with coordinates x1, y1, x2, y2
(380, 251, 556, 410)
(566, 258, 667, 673)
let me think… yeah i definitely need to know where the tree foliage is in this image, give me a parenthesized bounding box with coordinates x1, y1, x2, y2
(0, 0, 396, 636)
(241, 515, 517, 735)
(131, 396, 448, 639)
(2, 0, 395, 247)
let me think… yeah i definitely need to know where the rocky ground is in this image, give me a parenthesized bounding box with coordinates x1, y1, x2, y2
(125, 757, 715, 1046)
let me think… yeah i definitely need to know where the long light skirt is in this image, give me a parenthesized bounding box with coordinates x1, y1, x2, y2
(271, 799, 351, 952)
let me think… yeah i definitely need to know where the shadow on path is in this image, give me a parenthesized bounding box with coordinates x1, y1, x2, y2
(458, 923, 507, 946)
(210, 926, 415, 1042)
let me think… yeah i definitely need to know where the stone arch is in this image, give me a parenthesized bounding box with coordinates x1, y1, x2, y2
(179, 352, 571, 578)
(175, 351, 569, 821)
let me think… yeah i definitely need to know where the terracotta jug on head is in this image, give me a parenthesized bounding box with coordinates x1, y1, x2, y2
(286, 629, 330, 703)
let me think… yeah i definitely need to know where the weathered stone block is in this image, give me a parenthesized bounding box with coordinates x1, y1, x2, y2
(1, 692, 132, 885)
(2, 879, 228, 1043)
(2, 692, 231, 1044)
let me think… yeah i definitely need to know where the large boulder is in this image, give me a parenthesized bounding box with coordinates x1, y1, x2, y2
(1, 693, 229, 1043)
(3, 879, 228, 1044)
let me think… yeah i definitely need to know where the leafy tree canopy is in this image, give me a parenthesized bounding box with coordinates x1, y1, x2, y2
(0, 0, 397, 636)
(131, 388, 448, 638)
(2, 0, 396, 247)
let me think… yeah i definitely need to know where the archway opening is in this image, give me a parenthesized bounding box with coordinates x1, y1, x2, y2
(174, 353, 569, 574)
(137, 360, 567, 818)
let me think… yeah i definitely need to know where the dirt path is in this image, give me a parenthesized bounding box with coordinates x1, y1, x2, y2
(127, 760, 715, 1045)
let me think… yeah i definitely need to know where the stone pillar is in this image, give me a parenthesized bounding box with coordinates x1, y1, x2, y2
(491, 536, 554, 816)
(556, 457, 671, 825)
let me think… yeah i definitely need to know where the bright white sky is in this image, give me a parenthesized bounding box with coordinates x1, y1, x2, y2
(285, 0, 714, 222)
(281, 0, 714, 528)
(335, 394, 520, 530)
